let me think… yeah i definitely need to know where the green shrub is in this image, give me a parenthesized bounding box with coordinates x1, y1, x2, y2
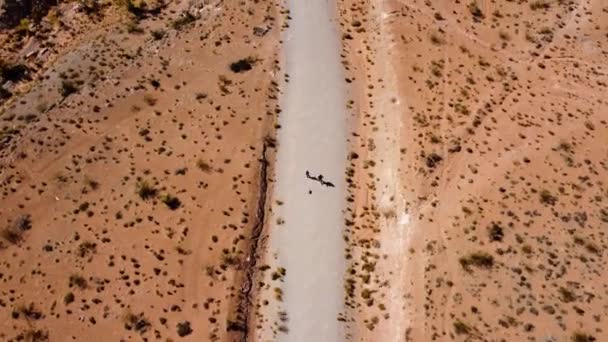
(16, 19, 31, 34)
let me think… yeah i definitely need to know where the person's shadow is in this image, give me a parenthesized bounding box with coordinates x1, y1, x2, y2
(305, 170, 335, 187)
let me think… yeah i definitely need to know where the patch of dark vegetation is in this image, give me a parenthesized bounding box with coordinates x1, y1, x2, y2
(64, 292, 75, 305)
(599, 208, 608, 223)
(425, 152, 443, 168)
(176, 321, 192, 337)
(488, 223, 504, 242)
(1, 228, 23, 244)
(151, 29, 165, 40)
(19, 329, 49, 342)
(13, 302, 44, 320)
(171, 12, 197, 30)
(1, 214, 32, 246)
(60, 80, 79, 97)
(143, 94, 157, 106)
(196, 159, 213, 173)
(572, 332, 596, 342)
(78, 0, 104, 16)
(125, 20, 144, 34)
(69, 274, 88, 289)
(559, 287, 576, 303)
(119, 0, 166, 19)
(0, 128, 19, 150)
(14, 214, 32, 230)
(253, 26, 269, 37)
(76, 241, 97, 258)
(468, 1, 484, 20)
(0, 0, 57, 28)
(84, 176, 99, 191)
(226, 320, 246, 332)
(453, 320, 471, 335)
(459, 252, 494, 271)
(124, 312, 151, 334)
(271, 267, 286, 281)
(16, 113, 37, 123)
(530, 0, 551, 10)
(264, 135, 277, 148)
(230, 57, 257, 73)
(539, 189, 557, 205)
(429, 32, 445, 45)
(0, 87, 12, 100)
(136, 180, 157, 200)
(0, 62, 30, 82)
(160, 194, 181, 210)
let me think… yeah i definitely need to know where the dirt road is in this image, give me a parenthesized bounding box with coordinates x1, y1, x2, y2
(259, 0, 348, 340)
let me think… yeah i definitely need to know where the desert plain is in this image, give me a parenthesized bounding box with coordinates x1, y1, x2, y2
(0, 0, 607, 341)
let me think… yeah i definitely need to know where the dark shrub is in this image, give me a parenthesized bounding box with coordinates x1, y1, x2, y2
(1, 63, 29, 82)
(488, 223, 504, 242)
(60, 80, 78, 97)
(161, 194, 181, 210)
(459, 252, 494, 271)
(230, 57, 257, 73)
(176, 321, 192, 337)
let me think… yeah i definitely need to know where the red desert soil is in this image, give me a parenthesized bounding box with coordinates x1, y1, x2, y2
(338, 0, 607, 341)
(2, 0, 608, 341)
(0, 0, 286, 340)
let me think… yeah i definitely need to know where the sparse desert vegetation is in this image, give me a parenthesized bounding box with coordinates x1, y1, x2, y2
(336, 0, 608, 340)
(0, 0, 606, 340)
(0, 0, 284, 340)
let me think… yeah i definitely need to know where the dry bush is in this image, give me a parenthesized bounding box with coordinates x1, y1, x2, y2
(459, 252, 494, 271)
(136, 180, 157, 200)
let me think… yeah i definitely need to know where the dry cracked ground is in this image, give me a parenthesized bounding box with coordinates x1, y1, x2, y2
(1, 0, 608, 341)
